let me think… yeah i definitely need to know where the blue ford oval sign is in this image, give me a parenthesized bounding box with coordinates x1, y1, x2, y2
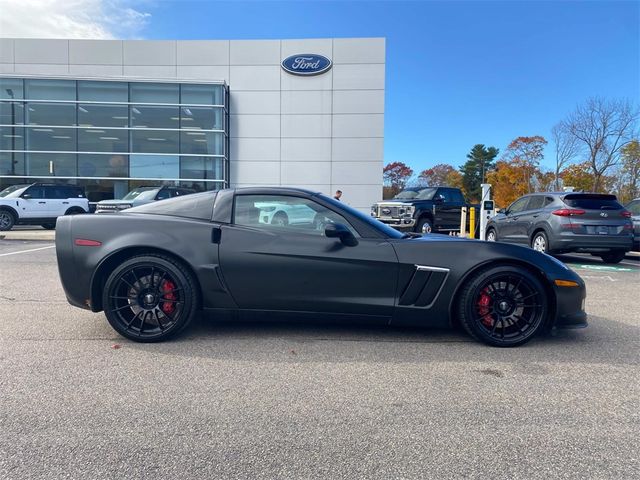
(281, 54, 332, 76)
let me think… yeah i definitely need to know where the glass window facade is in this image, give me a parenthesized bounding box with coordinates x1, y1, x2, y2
(0, 77, 228, 201)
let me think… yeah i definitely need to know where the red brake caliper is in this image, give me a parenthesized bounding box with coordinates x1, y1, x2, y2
(161, 280, 177, 315)
(477, 288, 494, 327)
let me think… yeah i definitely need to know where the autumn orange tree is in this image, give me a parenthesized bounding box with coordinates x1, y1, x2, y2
(383, 161, 413, 199)
(417, 163, 464, 191)
(486, 160, 527, 208)
(501, 136, 548, 194)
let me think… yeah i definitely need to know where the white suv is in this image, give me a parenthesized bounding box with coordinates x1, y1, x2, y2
(0, 183, 89, 231)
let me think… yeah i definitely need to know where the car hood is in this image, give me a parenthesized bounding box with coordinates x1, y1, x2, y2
(97, 199, 136, 205)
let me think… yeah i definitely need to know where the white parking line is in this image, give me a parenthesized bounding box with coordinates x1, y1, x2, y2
(0, 245, 55, 257)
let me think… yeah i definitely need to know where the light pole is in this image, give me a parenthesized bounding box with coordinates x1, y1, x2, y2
(5, 88, 16, 175)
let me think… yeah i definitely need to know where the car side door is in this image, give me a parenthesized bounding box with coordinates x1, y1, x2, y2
(436, 188, 462, 231)
(514, 195, 545, 243)
(499, 196, 531, 243)
(17, 186, 48, 218)
(46, 186, 72, 217)
(218, 193, 399, 321)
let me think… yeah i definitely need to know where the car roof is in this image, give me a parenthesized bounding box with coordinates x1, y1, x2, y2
(232, 186, 322, 196)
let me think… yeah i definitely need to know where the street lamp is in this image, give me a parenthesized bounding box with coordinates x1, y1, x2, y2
(5, 88, 16, 176)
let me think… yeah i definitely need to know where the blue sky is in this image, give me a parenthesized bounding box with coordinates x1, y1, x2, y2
(20, 0, 638, 174)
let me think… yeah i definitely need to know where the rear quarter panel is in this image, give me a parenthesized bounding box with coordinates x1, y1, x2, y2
(56, 213, 234, 312)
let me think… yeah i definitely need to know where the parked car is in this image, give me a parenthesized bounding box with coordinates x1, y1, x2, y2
(95, 186, 196, 213)
(485, 192, 633, 263)
(55, 187, 587, 347)
(625, 198, 640, 250)
(0, 183, 89, 231)
(371, 186, 477, 234)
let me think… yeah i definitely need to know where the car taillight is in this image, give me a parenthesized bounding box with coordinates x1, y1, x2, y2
(552, 209, 586, 216)
(620, 210, 632, 218)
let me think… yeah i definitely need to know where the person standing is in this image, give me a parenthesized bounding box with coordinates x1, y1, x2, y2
(333, 190, 342, 201)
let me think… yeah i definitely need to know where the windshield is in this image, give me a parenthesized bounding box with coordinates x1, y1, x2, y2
(318, 194, 404, 239)
(122, 188, 158, 201)
(393, 188, 437, 200)
(0, 185, 29, 198)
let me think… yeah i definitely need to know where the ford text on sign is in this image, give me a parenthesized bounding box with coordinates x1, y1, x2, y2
(281, 54, 332, 76)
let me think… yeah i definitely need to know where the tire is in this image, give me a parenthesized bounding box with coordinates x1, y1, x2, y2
(271, 211, 289, 226)
(600, 250, 626, 264)
(457, 265, 549, 347)
(486, 228, 497, 242)
(0, 210, 16, 231)
(41, 223, 56, 230)
(531, 231, 549, 253)
(416, 217, 433, 234)
(65, 207, 85, 215)
(102, 254, 198, 342)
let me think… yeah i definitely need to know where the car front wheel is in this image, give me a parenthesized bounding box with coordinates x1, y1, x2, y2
(457, 265, 549, 347)
(486, 228, 497, 242)
(416, 217, 433, 234)
(600, 250, 626, 264)
(103, 254, 198, 342)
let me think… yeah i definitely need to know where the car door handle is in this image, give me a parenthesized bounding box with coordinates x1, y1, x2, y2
(532, 214, 539, 218)
(62, 201, 69, 204)
(38, 201, 46, 204)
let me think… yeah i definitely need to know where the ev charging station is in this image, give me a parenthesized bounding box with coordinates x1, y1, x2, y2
(479, 183, 494, 241)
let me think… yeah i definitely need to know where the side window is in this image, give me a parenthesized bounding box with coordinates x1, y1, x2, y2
(155, 189, 171, 200)
(439, 190, 453, 203)
(545, 197, 554, 206)
(451, 190, 464, 203)
(24, 186, 45, 199)
(527, 196, 545, 210)
(508, 197, 529, 214)
(234, 195, 359, 237)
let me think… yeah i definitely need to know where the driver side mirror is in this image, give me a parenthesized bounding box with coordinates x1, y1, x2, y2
(498, 208, 507, 215)
(21, 193, 32, 199)
(325, 223, 358, 247)
(434, 195, 444, 204)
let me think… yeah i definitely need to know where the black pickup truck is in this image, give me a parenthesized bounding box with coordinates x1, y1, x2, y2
(371, 186, 473, 234)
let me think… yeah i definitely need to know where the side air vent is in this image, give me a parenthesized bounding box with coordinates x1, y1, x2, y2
(399, 265, 450, 307)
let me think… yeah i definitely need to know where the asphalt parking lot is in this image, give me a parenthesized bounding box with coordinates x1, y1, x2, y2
(0, 240, 638, 479)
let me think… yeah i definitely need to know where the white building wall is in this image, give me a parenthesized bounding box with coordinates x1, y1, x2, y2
(0, 37, 385, 210)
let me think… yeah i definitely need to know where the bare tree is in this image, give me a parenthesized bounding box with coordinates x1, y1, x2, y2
(551, 120, 579, 190)
(566, 97, 639, 192)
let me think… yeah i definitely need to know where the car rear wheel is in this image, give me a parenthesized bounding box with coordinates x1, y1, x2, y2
(103, 255, 198, 342)
(457, 265, 548, 347)
(41, 223, 56, 230)
(600, 250, 626, 264)
(486, 228, 497, 242)
(531, 231, 548, 253)
(0, 210, 16, 231)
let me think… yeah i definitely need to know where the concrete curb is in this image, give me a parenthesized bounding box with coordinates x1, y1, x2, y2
(0, 231, 56, 242)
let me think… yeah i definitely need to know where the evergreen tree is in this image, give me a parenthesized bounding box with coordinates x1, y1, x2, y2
(459, 144, 499, 201)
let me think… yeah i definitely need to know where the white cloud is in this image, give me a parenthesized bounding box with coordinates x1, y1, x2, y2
(0, 0, 151, 39)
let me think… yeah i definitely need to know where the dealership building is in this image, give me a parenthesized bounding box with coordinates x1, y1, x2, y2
(0, 37, 385, 210)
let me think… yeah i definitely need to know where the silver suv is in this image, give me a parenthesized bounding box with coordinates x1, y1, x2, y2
(95, 186, 196, 213)
(486, 192, 633, 263)
(0, 183, 89, 231)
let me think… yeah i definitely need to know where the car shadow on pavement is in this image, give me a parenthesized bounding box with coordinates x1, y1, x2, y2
(119, 313, 639, 369)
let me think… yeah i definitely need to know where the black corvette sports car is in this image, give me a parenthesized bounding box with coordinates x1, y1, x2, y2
(56, 187, 587, 347)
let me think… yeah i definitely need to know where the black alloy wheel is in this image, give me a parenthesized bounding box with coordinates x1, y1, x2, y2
(458, 265, 548, 347)
(600, 250, 626, 264)
(103, 255, 198, 342)
(0, 210, 15, 231)
(65, 207, 85, 215)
